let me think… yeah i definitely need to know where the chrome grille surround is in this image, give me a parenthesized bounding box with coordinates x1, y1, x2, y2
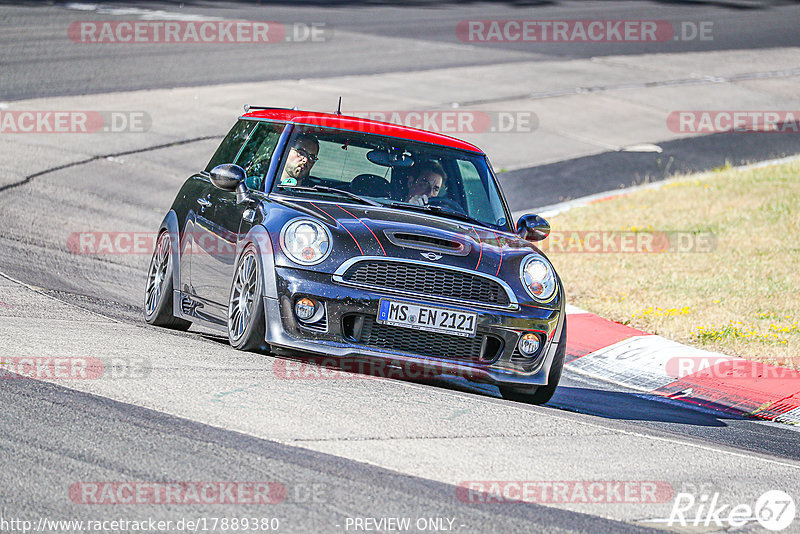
(332, 257, 518, 311)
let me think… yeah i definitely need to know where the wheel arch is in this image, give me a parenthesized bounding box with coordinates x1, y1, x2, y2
(236, 223, 278, 299)
(156, 210, 183, 320)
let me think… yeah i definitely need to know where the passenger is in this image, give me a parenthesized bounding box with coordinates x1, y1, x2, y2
(279, 134, 319, 187)
(405, 161, 446, 206)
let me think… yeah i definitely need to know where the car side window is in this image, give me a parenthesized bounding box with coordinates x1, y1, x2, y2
(234, 122, 285, 191)
(459, 159, 505, 226)
(204, 120, 256, 172)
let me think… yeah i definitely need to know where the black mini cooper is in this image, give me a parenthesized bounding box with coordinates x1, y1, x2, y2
(144, 107, 566, 404)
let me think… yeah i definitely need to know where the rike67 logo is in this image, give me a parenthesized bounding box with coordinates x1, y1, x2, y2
(664, 489, 795, 531)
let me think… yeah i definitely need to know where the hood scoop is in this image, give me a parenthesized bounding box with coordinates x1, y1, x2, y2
(384, 231, 471, 256)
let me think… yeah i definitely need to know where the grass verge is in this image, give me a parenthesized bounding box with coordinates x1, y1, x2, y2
(544, 158, 800, 370)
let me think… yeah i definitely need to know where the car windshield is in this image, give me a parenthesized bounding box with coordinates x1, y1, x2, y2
(270, 124, 511, 231)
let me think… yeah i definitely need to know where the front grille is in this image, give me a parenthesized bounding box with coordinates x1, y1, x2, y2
(340, 260, 509, 306)
(299, 314, 327, 333)
(343, 314, 503, 363)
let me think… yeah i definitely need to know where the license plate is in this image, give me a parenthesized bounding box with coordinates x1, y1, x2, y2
(377, 299, 478, 338)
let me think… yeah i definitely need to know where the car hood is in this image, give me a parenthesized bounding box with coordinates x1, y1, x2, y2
(274, 198, 542, 276)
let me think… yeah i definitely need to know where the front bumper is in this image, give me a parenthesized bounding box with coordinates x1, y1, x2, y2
(262, 266, 564, 388)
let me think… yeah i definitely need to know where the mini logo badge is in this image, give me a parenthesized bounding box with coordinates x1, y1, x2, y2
(420, 252, 443, 261)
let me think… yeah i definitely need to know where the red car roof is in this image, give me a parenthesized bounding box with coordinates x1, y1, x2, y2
(241, 108, 483, 153)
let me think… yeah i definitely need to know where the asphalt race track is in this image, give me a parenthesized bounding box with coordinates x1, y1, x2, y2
(4, 0, 800, 100)
(1, 2, 800, 533)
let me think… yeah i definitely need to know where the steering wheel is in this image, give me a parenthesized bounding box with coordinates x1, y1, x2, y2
(428, 197, 467, 214)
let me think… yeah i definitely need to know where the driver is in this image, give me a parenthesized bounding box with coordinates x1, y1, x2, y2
(406, 161, 445, 206)
(280, 134, 319, 187)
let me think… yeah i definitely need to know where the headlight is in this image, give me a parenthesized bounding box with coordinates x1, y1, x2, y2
(280, 219, 331, 265)
(520, 255, 557, 302)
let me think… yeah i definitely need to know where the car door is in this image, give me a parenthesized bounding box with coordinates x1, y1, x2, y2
(187, 119, 256, 320)
(192, 121, 285, 317)
(174, 173, 215, 303)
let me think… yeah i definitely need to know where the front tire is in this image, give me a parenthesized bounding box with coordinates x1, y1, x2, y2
(144, 230, 191, 330)
(228, 245, 266, 351)
(500, 318, 567, 405)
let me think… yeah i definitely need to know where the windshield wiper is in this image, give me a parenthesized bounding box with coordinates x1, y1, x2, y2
(281, 185, 382, 207)
(388, 202, 486, 227)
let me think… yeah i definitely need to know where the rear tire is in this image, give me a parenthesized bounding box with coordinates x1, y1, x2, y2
(144, 230, 191, 330)
(500, 318, 567, 405)
(228, 245, 266, 352)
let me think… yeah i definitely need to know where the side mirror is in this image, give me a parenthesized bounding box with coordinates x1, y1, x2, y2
(516, 214, 550, 242)
(209, 164, 246, 192)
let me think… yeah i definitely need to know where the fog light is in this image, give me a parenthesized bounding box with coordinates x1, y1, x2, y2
(295, 298, 316, 321)
(518, 333, 541, 356)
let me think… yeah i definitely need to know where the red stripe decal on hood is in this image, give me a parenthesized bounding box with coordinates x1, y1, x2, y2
(336, 205, 386, 256)
(491, 230, 503, 276)
(310, 202, 364, 255)
(471, 226, 483, 270)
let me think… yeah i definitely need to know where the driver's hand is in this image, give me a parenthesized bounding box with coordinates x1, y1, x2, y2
(409, 194, 429, 206)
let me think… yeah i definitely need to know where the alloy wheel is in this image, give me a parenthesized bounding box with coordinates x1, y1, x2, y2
(229, 250, 259, 341)
(145, 232, 171, 316)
